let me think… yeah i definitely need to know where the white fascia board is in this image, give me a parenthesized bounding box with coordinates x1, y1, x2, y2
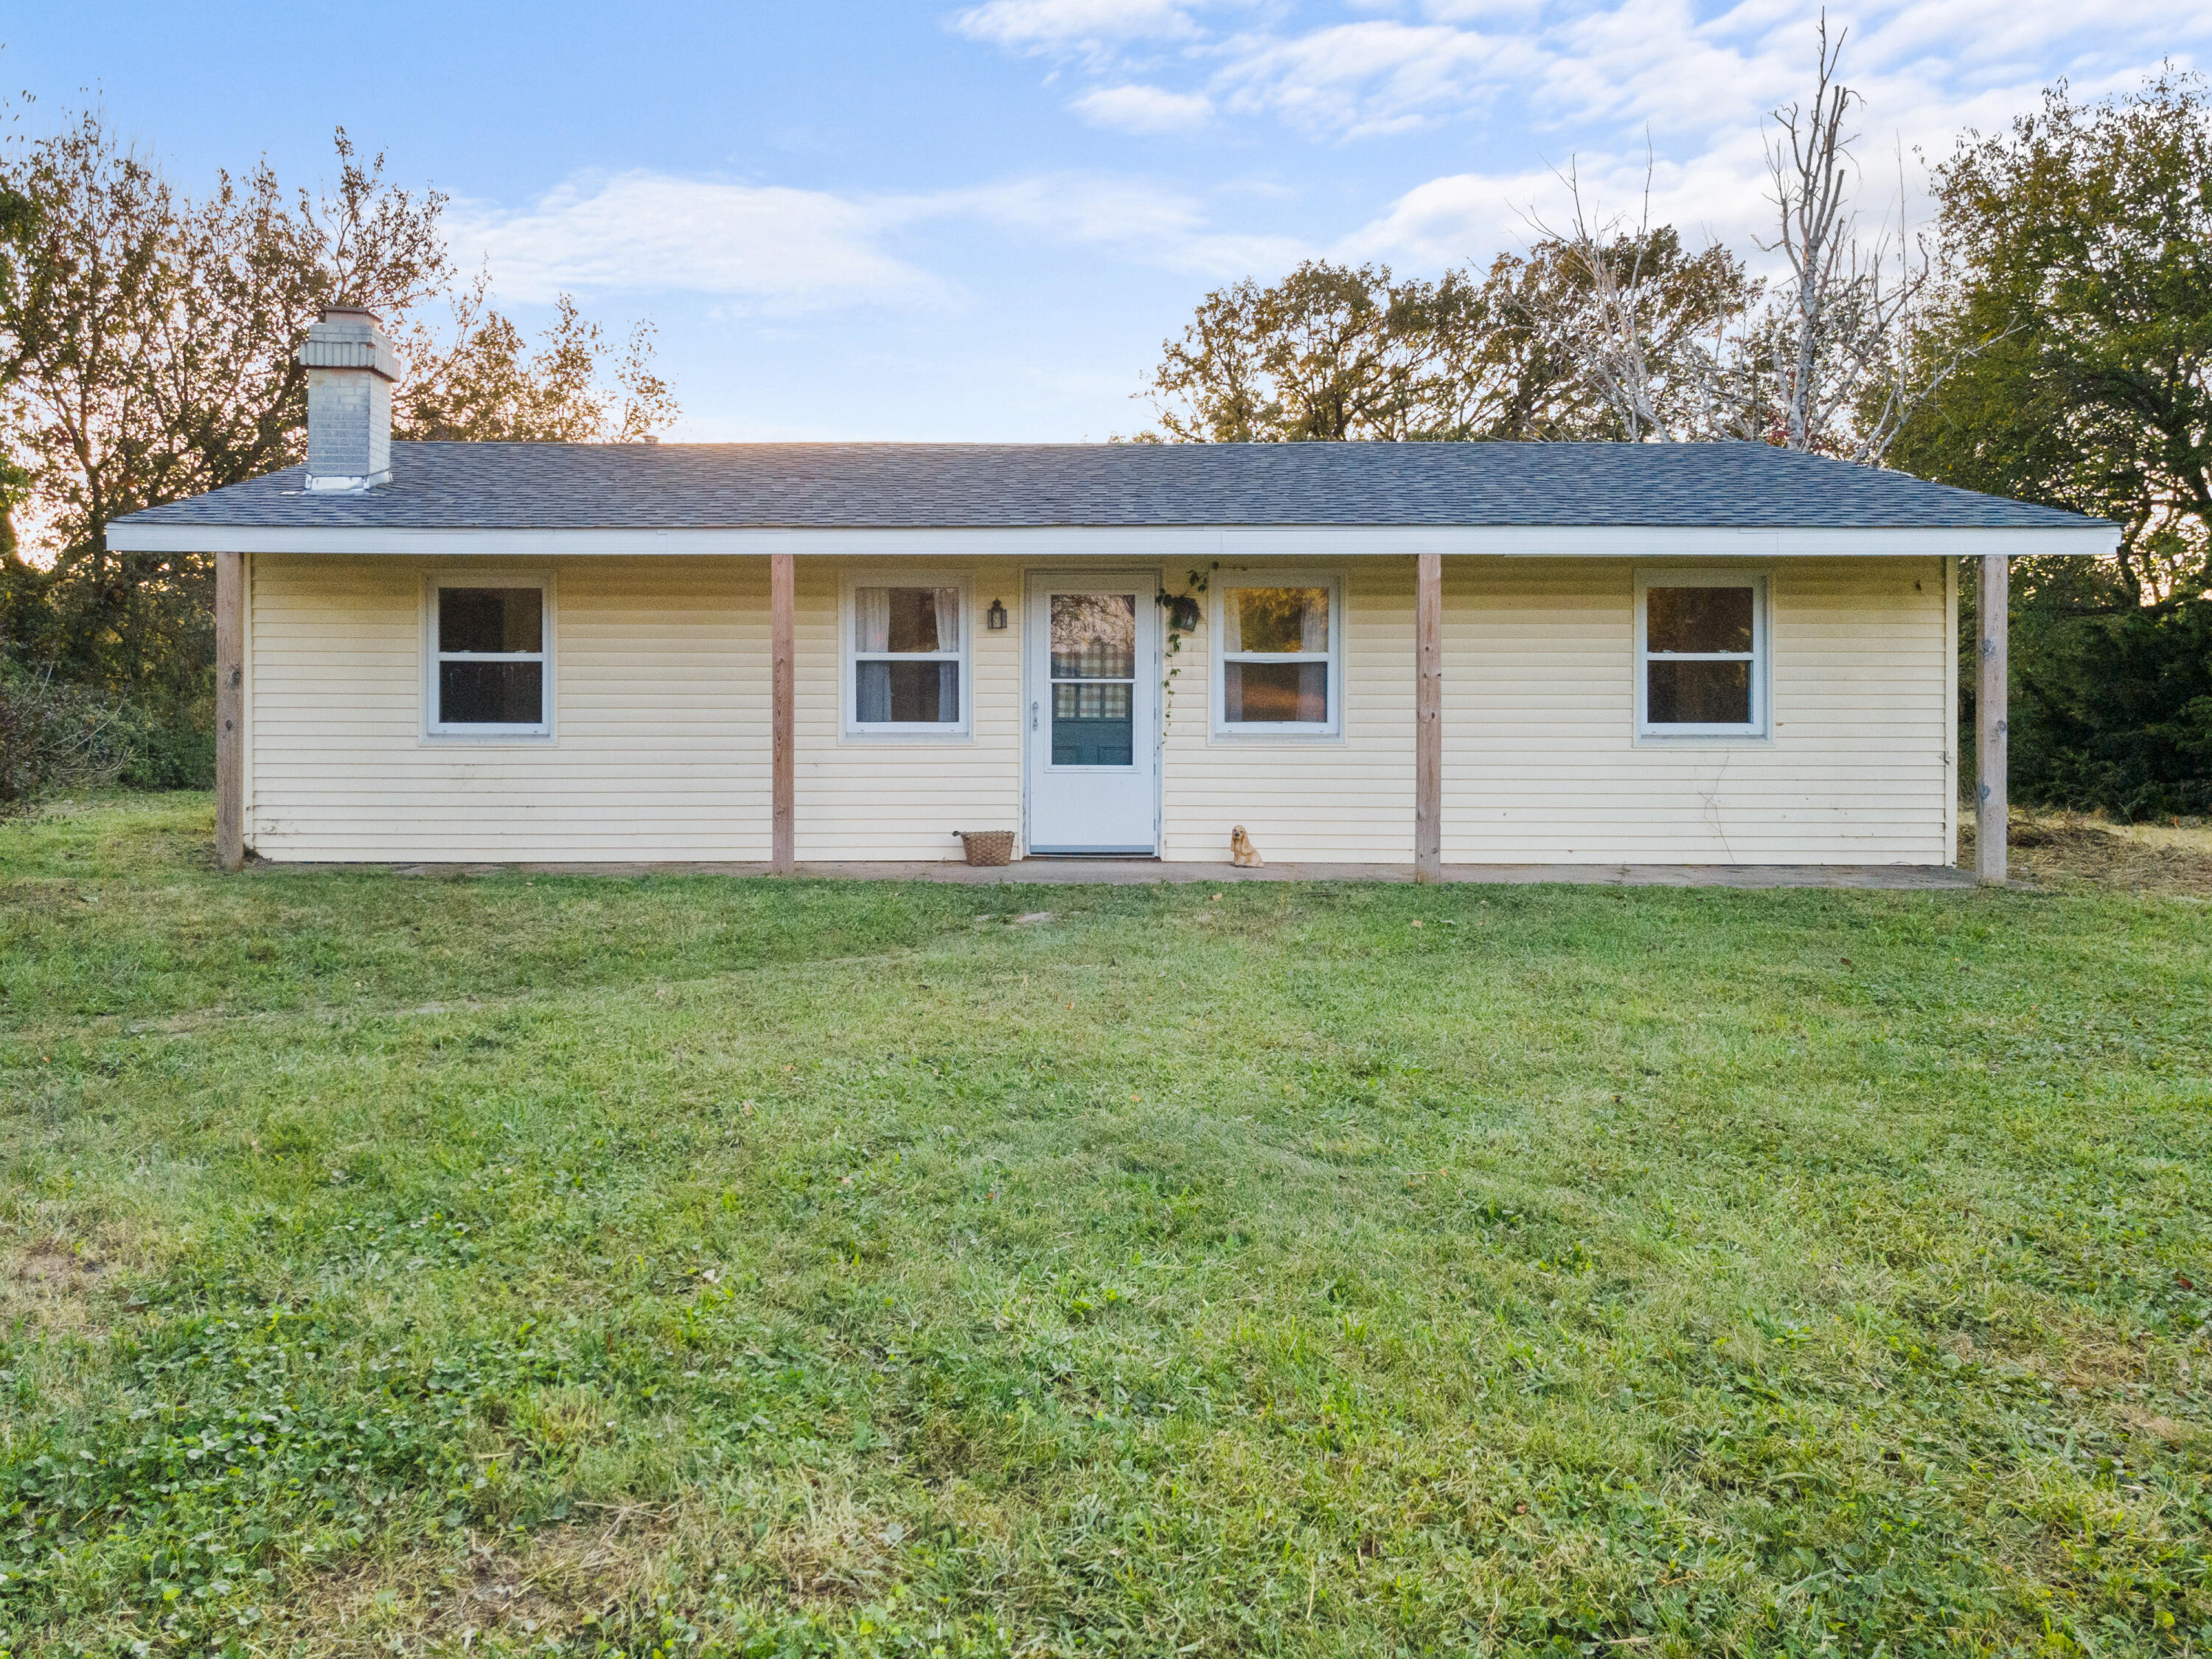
(102, 521, 2120, 559)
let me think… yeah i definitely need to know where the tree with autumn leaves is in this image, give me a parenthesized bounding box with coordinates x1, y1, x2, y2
(0, 109, 675, 782)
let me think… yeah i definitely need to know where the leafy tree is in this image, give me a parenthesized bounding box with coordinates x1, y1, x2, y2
(399, 280, 675, 444)
(1508, 195, 1759, 443)
(1893, 69, 2212, 815)
(1421, 252, 1596, 442)
(0, 114, 446, 706)
(1506, 24, 1962, 461)
(2006, 599, 2212, 817)
(1895, 69, 2212, 605)
(1140, 243, 1750, 445)
(0, 102, 680, 775)
(1141, 261, 1447, 442)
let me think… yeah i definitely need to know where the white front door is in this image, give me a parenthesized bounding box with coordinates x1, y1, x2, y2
(1026, 571, 1160, 855)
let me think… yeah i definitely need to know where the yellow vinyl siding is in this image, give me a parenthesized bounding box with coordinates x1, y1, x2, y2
(243, 550, 1951, 867)
(793, 557, 1024, 862)
(248, 554, 771, 861)
(1161, 559, 1415, 862)
(1441, 557, 1951, 863)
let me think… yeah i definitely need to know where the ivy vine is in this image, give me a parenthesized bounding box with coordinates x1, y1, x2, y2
(1156, 565, 1212, 722)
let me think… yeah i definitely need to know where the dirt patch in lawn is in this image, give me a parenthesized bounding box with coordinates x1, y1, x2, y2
(1962, 811, 2212, 895)
(1, 1234, 117, 1333)
(281, 1515, 673, 1655)
(279, 1489, 914, 1655)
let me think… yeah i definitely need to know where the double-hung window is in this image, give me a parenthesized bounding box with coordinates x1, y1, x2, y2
(1635, 571, 1768, 739)
(427, 577, 552, 737)
(846, 582, 967, 736)
(1212, 575, 1341, 737)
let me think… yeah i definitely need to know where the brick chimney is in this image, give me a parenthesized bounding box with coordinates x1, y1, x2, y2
(299, 307, 399, 491)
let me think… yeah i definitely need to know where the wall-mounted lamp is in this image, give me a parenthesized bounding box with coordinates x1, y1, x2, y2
(986, 598, 1009, 630)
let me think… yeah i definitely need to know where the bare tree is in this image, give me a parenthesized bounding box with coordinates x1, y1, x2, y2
(1752, 15, 1970, 463)
(1521, 155, 1758, 442)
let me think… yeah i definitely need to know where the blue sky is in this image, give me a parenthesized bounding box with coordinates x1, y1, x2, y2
(7, 1, 2203, 442)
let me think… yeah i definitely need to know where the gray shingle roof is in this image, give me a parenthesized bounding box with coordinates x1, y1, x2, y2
(112, 439, 2100, 531)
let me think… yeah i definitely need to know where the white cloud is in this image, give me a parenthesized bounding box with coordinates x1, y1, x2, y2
(956, 0, 2211, 152)
(1335, 166, 1558, 268)
(913, 175, 1305, 274)
(446, 173, 946, 312)
(1216, 21, 1544, 138)
(448, 167, 1304, 311)
(917, 0, 2205, 283)
(950, 0, 1210, 54)
(1070, 83, 1216, 133)
(467, 4, 2212, 329)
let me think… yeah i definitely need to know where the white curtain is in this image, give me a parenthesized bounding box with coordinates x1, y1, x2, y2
(854, 587, 891, 653)
(929, 588, 959, 653)
(854, 587, 959, 653)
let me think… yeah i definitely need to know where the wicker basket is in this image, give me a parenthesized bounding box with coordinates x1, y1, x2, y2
(959, 830, 1016, 867)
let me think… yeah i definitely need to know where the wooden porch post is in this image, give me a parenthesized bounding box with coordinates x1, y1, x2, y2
(1975, 552, 2008, 886)
(214, 550, 245, 872)
(1415, 551, 1442, 883)
(771, 552, 796, 874)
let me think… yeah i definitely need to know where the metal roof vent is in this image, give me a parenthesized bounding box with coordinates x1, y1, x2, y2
(299, 307, 400, 492)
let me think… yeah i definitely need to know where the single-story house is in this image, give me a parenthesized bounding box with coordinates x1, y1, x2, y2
(106, 308, 2116, 880)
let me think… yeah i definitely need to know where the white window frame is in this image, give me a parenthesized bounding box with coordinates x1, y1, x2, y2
(1634, 568, 1770, 741)
(1208, 570, 1344, 741)
(422, 571, 555, 742)
(840, 571, 973, 742)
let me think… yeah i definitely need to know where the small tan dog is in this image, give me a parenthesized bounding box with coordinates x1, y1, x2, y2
(1230, 825, 1264, 869)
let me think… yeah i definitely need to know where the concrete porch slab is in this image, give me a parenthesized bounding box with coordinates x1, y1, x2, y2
(364, 858, 1977, 890)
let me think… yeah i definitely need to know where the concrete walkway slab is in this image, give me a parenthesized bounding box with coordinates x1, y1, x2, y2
(361, 857, 1976, 890)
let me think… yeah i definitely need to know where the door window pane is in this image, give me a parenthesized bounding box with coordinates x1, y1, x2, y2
(1050, 592, 1135, 765)
(1051, 594, 1135, 678)
(1053, 695, 1133, 765)
(439, 587, 542, 654)
(1646, 586, 1753, 653)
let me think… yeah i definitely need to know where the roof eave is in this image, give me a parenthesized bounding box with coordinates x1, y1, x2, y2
(102, 521, 2122, 557)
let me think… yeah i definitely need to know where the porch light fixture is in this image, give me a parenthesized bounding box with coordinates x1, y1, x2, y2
(987, 598, 1009, 630)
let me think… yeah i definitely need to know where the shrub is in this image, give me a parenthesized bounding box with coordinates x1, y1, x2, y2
(0, 669, 162, 809)
(2010, 595, 2212, 819)
(115, 702, 217, 791)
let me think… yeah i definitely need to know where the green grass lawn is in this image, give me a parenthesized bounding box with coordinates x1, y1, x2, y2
(4, 794, 2211, 1658)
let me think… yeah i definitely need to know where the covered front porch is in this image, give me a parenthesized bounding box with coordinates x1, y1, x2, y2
(202, 545, 2013, 877)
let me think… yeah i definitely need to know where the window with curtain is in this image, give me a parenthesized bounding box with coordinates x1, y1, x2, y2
(1637, 573, 1768, 737)
(850, 585, 964, 729)
(1214, 580, 1339, 734)
(429, 580, 550, 734)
